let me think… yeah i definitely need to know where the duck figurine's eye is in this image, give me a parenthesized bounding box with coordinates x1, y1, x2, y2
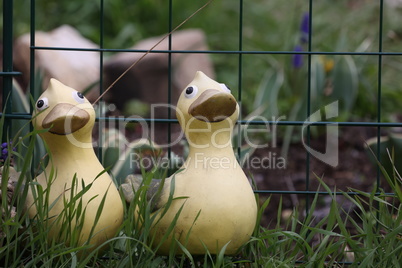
(73, 91, 85, 103)
(219, 83, 231, 93)
(185, 85, 198, 99)
(36, 97, 49, 111)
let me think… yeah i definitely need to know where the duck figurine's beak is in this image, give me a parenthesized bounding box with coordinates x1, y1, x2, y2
(42, 103, 90, 135)
(188, 89, 237, 122)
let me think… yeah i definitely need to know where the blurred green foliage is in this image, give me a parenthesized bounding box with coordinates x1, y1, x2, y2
(365, 133, 402, 176)
(2, 0, 402, 145)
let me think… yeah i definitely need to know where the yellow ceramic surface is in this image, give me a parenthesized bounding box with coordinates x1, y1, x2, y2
(152, 71, 257, 255)
(26, 79, 123, 252)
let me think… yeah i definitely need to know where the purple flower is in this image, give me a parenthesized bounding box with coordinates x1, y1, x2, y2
(0, 150, 7, 161)
(292, 45, 304, 69)
(0, 141, 15, 162)
(300, 12, 310, 44)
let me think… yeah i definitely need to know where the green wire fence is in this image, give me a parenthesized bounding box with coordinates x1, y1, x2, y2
(1, 3, 398, 185)
(2, 2, 398, 191)
(1, 0, 400, 263)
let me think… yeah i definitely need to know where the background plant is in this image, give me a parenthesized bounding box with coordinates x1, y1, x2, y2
(2, 0, 401, 119)
(3, 0, 402, 159)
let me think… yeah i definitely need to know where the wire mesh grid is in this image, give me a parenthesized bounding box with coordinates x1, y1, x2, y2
(1, 0, 401, 264)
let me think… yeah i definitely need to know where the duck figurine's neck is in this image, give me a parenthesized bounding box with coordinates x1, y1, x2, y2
(186, 123, 234, 153)
(40, 132, 98, 170)
(182, 118, 239, 170)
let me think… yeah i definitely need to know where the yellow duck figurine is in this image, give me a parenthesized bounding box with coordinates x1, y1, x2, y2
(26, 79, 123, 252)
(147, 71, 257, 255)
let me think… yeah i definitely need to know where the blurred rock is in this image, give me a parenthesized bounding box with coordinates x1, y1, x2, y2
(0, 166, 20, 247)
(386, 0, 402, 7)
(0, 167, 20, 226)
(281, 209, 293, 221)
(13, 25, 100, 102)
(103, 29, 215, 118)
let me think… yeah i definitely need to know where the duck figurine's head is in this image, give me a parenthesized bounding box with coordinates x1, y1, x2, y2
(176, 71, 238, 147)
(33, 79, 95, 147)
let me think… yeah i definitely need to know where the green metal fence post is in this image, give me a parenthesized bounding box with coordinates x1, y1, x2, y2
(97, 0, 105, 161)
(305, 0, 314, 216)
(237, 0, 243, 160)
(2, 0, 14, 140)
(167, 0, 173, 176)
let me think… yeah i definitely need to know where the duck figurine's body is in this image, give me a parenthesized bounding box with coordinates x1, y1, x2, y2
(149, 71, 257, 255)
(26, 79, 123, 252)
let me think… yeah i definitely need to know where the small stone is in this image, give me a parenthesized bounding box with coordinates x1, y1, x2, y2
(13, 25, 100, 102)
(281, 209, 293, 221)
(0, 167, 22, 243)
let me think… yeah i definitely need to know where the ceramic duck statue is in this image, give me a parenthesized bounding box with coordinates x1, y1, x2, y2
(26, 79, 123, 252)
(146, 71, 257, 255)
